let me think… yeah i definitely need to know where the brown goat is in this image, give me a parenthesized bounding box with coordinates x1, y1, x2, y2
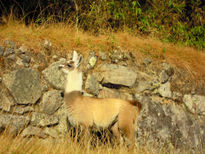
(59, 51, 141, 146)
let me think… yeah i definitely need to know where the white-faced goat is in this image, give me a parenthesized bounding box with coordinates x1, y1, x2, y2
(59, 51, 141, 146)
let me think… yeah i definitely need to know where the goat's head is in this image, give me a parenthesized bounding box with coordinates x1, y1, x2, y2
(59, 51, 83, 74)
(59, 51, 83, 93)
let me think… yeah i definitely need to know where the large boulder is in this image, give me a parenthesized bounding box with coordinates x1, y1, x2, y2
(13, 106, 34, 114)
(2, 68, 42, 105)
(40, 90, 64, 115)
(31, 112, 59, 127)
(0, 114, 30, 135)
(0, 88, 14, 112)
(85, 74, 100, 95)
(158, 82, 172, 98)
(183, 94, 205, 116)
(136, 96, 205, 150)
(97, 64, 137, 87)
(98, 87, 133, 100)
(54, 106, 69, 135)
(42, 60, 67, 90)
(21, 126, 47, 138)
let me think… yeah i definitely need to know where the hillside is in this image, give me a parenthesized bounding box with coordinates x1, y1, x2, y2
(0, 20, 205, 153)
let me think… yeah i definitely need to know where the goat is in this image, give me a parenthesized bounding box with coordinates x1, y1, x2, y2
(59, 51, 142, 146)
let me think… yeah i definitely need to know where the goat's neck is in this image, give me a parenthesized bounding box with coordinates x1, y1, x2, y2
(64, 91, 82, 107)
(65, 69, 83, 94)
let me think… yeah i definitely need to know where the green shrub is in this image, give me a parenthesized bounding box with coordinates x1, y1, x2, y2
(0, 0, 204, 49)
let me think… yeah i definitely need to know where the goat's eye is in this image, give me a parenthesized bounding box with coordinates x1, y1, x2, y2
(67, 64, 72, 68)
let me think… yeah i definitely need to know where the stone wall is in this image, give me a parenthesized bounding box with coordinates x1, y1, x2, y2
(0, 40, 204, 151)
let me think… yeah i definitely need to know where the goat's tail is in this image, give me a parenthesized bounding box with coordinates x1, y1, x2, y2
(129, 100, 142, 112)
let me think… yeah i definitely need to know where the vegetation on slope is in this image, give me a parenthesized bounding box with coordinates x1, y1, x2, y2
(0, 19, 205, 80)
(0, 0, 204, 48)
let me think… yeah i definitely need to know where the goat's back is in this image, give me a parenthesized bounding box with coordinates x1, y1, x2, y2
(64, 94, 140, 129)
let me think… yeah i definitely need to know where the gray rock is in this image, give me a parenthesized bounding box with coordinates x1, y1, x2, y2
(99, 51, 107, 60)
(31, 112, 59, 127)
(98, 87, 120, 98)
(44, 127, 58, 138)
(172, 91, 183, 102)
(7, 54, 15, 61)
(109, 50, 124, 63)
(42, 84, 49, 92)
(42, 60, 67, 90)
(0, 114, 30, 136)
(21, 126, 47, 138)
(160, 70, 169, 83)
(87, 51, 97, 69)
(158, 82, 172, 98)
(98, 87, 133, 100)
(55, 106, 69, 135)
(119, 92, 134, 100)
(0, 92, 14, 112)
(137, 81, 152, 93)
(19, 54, 31, 64)
(18, 46, 27, 54)
(40, 90, 64, 115)
(4, 40, 16, 49)
(0, 46, 4, 56)
(136, 96, 204, 150)
(162, 63, 174, 76)
(85, 74, 100, 95)
(3, 48, 14, 56)
(13, 106, 34, 114)
(134, 93, 144, 102)
(16, 57, 24, 66)
(3, 68, 42, 105)
(143, 58, 152, 65)
(183, 95, 205, 116)
(97, 63, 137, 87)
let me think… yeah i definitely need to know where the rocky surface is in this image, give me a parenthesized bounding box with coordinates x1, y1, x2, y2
(183, 94, 205, 116)
(42, 59, 67, 90)
(21, 126, 47, 138)
(2, 68, 42, 105)
(0, 42, 205, 151)
(40, 90, 64, 115)
(97, 63, 137, 87)
(136, 96, 205, 150)
(31, 112, 59, 127)
(85, 74, 100, 96)
(0, 114, 30, 135)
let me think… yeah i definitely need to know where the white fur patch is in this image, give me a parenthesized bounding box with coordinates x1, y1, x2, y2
(65, 69, 83, 93)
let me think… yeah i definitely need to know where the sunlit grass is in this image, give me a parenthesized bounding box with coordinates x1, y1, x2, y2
(0, 134, 185, 154)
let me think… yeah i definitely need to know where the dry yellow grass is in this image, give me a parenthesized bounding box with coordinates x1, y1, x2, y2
(0, 19, 205, 79)
(0, 134, 184, 154)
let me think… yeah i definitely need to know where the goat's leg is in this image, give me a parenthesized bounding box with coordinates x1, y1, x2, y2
(78, 124, 90, 145)
(111, 122, 123, 146)
(118, 107, 136, 148)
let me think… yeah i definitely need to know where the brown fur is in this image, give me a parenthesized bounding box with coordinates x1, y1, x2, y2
(64, 91, 141, 145)
(60, 51, 141, 146)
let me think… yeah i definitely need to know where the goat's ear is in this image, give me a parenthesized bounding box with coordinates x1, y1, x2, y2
(76, 55, 83, 68)
(72, 51, 78, 62)
(72, 51, 83, 68)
